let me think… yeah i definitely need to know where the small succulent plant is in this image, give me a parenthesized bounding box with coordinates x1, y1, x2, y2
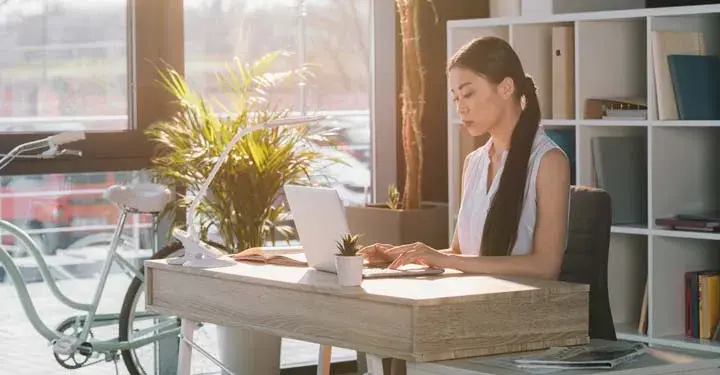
(335, 233, 361, 256)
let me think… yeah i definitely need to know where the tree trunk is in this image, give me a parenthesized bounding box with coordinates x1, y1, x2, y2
(396, 0, 426, 210)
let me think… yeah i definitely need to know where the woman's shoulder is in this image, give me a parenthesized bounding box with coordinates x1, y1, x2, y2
(535, 138, 571, 186)
(532, 128, 566, 158)
(529, 128, 570, 181)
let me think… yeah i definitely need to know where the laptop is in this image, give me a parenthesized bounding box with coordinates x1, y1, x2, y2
(282, 184, 444, 278)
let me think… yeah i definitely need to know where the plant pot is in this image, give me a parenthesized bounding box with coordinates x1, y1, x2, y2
(345, 202, 449, 249)
(216, 325, 281, 375)
(334, 255, 363, 286)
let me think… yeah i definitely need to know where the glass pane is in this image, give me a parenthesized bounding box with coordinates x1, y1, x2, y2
(0, 0, 129, 133)
(184, 0, 301, 111)
(0, 170, 158, 374)
(305, 0, 372, 206)
(183, 0, 372, 207)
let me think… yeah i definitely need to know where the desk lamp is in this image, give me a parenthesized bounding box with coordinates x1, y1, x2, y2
(167, 115, 326, 268)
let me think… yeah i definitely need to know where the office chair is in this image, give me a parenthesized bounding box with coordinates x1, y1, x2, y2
(559, 185, 616, 340)
(316, 185, 618, 375)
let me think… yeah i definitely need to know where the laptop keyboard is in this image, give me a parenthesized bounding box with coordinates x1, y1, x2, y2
(361, 266, 444, 278)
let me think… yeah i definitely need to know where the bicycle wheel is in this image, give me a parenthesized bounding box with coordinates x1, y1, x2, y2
(119, 241, 183, 375)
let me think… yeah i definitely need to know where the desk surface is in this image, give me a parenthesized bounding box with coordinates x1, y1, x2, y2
(145, 259, 589, 361)
(408, 343, 720, 375)
(145, 259, 588, 306)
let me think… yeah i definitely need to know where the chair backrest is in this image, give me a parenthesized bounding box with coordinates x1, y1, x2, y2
(559, 185, 616, 340)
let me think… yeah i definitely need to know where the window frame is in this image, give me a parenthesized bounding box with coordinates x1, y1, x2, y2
(370, 0, 397, 203)
(0, 0, 184, 176)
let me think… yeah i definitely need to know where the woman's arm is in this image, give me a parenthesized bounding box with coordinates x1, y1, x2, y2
(437, 148, 570, 279)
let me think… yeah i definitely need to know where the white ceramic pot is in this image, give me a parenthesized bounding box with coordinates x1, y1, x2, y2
(334, 255, 364, 286)
(216, 325, 282, 375)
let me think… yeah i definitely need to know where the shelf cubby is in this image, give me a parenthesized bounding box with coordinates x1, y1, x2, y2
(577, 125, 648, 228)
(650, 237, 720, 342)
(649, 12, 720, 122)
(651, 127, 720, 228)
(511, 22, 574, 120)
(608, 234, 648, 341)
(576, 17, 647, 121)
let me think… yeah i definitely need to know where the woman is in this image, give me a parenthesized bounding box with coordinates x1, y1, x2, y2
(361, 36, 571, 280)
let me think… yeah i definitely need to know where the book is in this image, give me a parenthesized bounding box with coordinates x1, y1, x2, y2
(232, 246, 308, 267)
(667, 54, 720, 120)
(591, 135, 646, 225)
(552, 24, 574, 120)
(511, 341, 648, 370)
(685, 271, 720, 339)
(650, 31, 706, 120)
(655, 217, 720, 232)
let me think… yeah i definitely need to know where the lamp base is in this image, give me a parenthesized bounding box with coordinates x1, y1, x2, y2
(168, 228, 236, 268)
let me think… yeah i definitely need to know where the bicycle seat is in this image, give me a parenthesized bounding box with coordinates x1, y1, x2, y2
(105, 183, 174, 213)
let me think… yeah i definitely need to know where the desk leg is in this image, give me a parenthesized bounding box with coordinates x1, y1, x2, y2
(177, 318, 194, 375)
(317, 345, 332, 375)
(365, 354, 384, 375)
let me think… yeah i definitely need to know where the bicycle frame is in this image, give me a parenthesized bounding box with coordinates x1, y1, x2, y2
(0, 131, 181, 370)
(0, 197, 180, 355)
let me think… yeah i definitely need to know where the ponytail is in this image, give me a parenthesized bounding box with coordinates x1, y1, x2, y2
(479, 75, 541, 256)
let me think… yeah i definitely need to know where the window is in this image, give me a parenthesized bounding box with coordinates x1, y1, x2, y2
(0, 0, 129, 133)
(184, 0, 372, 206)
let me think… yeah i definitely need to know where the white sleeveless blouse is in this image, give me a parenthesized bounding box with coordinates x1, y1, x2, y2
(456, 127, 561, 256)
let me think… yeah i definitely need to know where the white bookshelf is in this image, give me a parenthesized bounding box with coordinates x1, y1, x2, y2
(447, 4, 720, 354)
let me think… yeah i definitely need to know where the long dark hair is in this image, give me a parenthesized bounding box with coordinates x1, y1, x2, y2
(448, 36, 541, 256)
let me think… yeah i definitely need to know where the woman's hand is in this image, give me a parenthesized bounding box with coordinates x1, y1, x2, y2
(357, 243, 394, 265)
(357, 243, 417, 266)
(387, 242, 448, 269)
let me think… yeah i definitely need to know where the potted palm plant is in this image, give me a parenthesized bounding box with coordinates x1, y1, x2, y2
(345, 0, 448, 250)
(145, 51, 339, 375)
(334, 233, 363, 286)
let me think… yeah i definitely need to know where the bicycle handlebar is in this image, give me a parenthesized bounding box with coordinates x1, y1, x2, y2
(0, 131, 86, 172)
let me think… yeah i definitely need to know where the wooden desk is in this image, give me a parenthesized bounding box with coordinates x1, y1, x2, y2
(407, 343, 720, 375)
(145, 259, 589, 374)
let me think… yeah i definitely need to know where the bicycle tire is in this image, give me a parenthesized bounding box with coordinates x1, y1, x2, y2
(118, 241, 184, 375)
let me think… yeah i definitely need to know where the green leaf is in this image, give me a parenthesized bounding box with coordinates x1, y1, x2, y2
(146, 51, 339, 252)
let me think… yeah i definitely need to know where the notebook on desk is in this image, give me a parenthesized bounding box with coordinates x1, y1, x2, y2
(509, 341, 648, 370)
(282, 184, 444, 278)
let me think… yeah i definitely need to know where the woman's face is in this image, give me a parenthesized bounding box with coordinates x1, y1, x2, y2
(449, 66, 509, 137)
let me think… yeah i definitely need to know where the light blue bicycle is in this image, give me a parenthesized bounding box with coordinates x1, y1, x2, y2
(0, 131, 186, 374)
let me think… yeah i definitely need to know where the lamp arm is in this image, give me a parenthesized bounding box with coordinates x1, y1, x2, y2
(186, 122, 268, 240)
